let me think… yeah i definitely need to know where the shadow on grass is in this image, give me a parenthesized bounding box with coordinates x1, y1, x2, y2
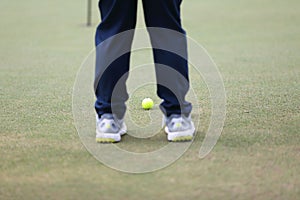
(115, 129, 205, 154)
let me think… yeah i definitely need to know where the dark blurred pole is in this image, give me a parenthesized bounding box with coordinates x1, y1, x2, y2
(87, 0, 92, 26)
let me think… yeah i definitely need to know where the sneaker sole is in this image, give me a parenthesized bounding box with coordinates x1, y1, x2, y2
(168, 135, 194, 142)
(96, 124, 127, 143)
(165, 123, 195, 142)
(96, 136, 120, 143)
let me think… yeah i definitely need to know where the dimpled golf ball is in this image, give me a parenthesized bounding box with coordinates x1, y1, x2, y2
(142, 98, 154, 110)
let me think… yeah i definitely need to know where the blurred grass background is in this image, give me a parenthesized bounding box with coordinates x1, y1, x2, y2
(0, 0, 299, 199)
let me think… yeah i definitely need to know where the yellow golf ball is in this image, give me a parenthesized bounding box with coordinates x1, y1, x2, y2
(142, 98, 154, 110)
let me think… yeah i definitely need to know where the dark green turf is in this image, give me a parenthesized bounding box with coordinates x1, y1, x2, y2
(0, 0, 299, 199)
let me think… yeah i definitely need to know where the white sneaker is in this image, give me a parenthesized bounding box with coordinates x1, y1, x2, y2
(163, 114, 195, 142)
(96, 114, 127, 143)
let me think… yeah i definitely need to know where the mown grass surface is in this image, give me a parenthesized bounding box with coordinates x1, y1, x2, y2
(0, 0, 299, 199)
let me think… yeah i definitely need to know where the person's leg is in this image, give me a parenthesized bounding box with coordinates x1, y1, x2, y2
(142, 0, 192, 117)
(95, 0, 138, 119)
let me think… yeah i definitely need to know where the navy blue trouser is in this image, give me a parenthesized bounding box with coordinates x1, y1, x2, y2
(95, 0, 192, 119)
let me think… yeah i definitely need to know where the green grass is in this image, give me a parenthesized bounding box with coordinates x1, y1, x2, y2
(1, 0, 300, 199)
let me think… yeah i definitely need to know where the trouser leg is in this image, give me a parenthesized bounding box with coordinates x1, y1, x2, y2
(94, 0, 138, 119)
(142, 0, 192, 117)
